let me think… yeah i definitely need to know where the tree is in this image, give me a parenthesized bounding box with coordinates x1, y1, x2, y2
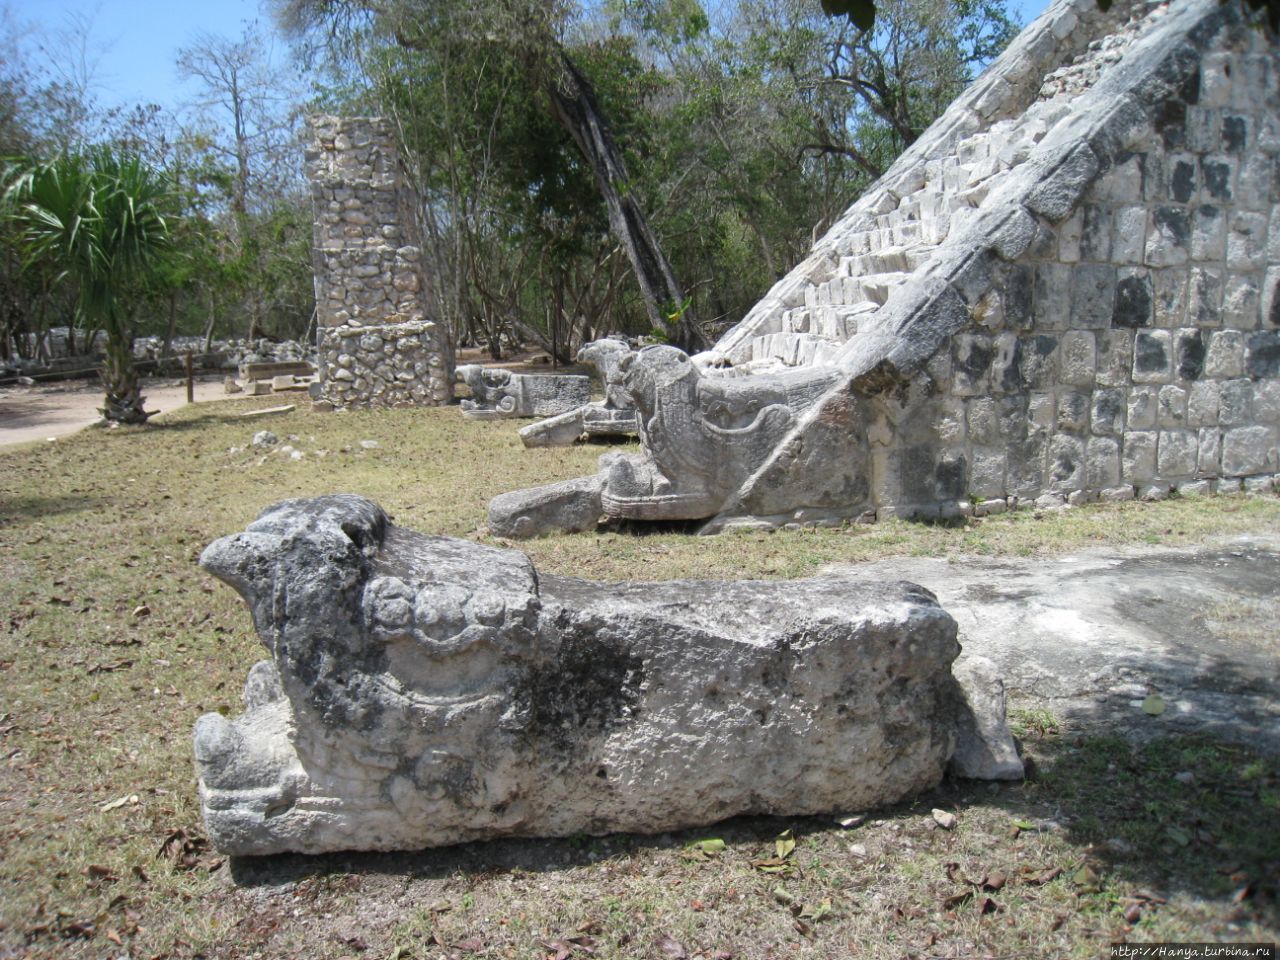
(3, 148, 175, 422)
(275, 0, 706, 351)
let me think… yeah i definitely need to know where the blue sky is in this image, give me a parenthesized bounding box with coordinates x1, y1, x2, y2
(14, 0, 1052, 114)
(11, 0, 286, 111)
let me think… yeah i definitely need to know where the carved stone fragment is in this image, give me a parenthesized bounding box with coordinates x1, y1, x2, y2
(456, 365, 590, 419)
(194, 495, 1012, 856)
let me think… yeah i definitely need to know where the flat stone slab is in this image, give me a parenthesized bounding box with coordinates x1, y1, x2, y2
(193, 495, 1006, 856)
(824, 534, 1280, 751)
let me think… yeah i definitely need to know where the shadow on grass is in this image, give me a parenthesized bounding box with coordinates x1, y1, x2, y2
(0, 492, 114, 522)
(224, 730, 1277, 937)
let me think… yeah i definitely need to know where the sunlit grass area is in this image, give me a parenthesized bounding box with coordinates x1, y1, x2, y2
(0, 397, 1277, 959)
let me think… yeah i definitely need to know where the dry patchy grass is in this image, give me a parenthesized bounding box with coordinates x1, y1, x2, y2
(0, 397, 1277, 959)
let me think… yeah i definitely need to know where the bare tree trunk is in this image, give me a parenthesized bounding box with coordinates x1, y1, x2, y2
(546, 50, 705, 353)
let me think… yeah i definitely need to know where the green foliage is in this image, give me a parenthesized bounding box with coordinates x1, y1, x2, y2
(2, 147, 175, 419)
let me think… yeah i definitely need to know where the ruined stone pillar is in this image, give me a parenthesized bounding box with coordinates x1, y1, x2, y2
(306, 116, 453, 408)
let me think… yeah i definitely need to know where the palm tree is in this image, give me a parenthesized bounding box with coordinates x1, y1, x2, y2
(2, 147, 175, 423)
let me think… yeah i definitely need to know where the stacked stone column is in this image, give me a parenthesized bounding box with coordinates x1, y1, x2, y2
(306, 116, 453, 408)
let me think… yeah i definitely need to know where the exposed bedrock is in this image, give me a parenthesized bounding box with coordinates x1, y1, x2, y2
(194, 495, 1018, 856)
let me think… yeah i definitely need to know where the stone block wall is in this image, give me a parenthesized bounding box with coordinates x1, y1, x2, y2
(306, 116, 453, 408)
(859, 12, 1280, 517)
(702, 0, 1280, 531)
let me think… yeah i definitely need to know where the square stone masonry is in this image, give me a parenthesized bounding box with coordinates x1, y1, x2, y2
(1123, 431, 1157, 484)
(1205, 330, 1246, 378)
(1227, 212, 1267, 270)
(1237, 154, 1272, 211)
(951, 334, 994, 396)
(1166, 154, 1198, 204)
(1151, 269, 1186, 327)
(1223, 275, 1261, 330)
(1092, 388, 1126, 435)
(1080, 205, 1112, 261)
(1158, 430, 1199, 477)
(1187, 380, 1221, 427)
(1094, 155, 1144, 204)
(1158, 384, 1188, 427)
(1189, 268, 1224, 326)
(1200, 155, 1235, 202)
(1097, 330, 1134, 386)
(1222, 425, 1278, 475)
(1176, 328, 1207, 381)
(1254, 380, 1280, 423)
(1220, 379, 1253, 426)
(1058, 210, 1082, 263)
(990, 333, 1022, 394)
(1058, 330, 1097, 385)
(1029, 392, 1055, 430)
(969, 448, 1007, 499)
(1246, 330, 1280, 379)
(1112, 269, 1155, 329)
(1199, 54, 1233, 109)
(1034, 264, 1072, 330)
(1198, 427, 1221, 474)
(1133, 330, 1173, 383)
(1048, 434, 1086, 492)
(1191, 206, 1226, 261)
(1019, 334, 1059, 390)
(1008, 432, 1050, 499)
(1112, 206, 1146, 264)
(1265, 267, 1280, 328)
(1128, 385, 1158, 429)
(1146, 207, 1190, 267)
(1086, 436, 1121, 489)
(1057, 391, 1089, 432)
(1003, 265, 1034, 329)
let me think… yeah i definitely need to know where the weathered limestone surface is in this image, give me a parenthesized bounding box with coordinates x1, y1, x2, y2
(194, 495, 1013, 856)
(456, 365, 590, 419)
(492, 0, 1280, 534)
(307, 117, 453, 409)
(520, 339, 640, 447)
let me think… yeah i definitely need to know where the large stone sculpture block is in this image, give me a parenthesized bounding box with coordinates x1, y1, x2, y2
(194, 495, 1011, 856)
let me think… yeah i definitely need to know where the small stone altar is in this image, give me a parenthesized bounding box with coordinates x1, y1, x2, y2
(194, 495, 1018, 856)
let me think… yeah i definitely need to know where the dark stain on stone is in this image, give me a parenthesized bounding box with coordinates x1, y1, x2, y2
(515, 624, 644, 755)
(1222, 115, 1247, 153)
(1202, 160, 1232, 201)
(1113, 274, 1153, 328)
(1246, 331, 1280, 379)
(1135, 333, 1168, 375)
(1154, 100, 1186, 149)
(954, 337, 995, 385)
(1092, 389, 1124, 433)
(1270, 277, 1280, 328)
(1171, 160, 1196, 202)
(1004, 265, 1033, 329)
(935, 454, 967, 501)
(1019, 335, 1058, 390)
(1152, 206, 1190, 247)
(1081, 205, 1111, 260)
(1177, 329, 1206, 381)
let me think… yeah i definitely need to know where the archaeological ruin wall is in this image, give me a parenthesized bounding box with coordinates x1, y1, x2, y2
(306, 116, 453, 409)
(490, 0, 1280, 537)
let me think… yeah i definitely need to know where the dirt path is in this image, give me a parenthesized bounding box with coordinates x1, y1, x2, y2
(0, 376, 246, 447)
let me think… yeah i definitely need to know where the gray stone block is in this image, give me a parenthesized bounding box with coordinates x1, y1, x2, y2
(193, 496, 1002, 855)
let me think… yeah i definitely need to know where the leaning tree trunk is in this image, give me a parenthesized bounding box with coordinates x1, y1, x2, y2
(546, 51, 706, 354)
(100, 328, 149, 424)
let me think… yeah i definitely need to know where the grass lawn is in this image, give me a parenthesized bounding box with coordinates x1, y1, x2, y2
(0, 396, 1277, 959)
